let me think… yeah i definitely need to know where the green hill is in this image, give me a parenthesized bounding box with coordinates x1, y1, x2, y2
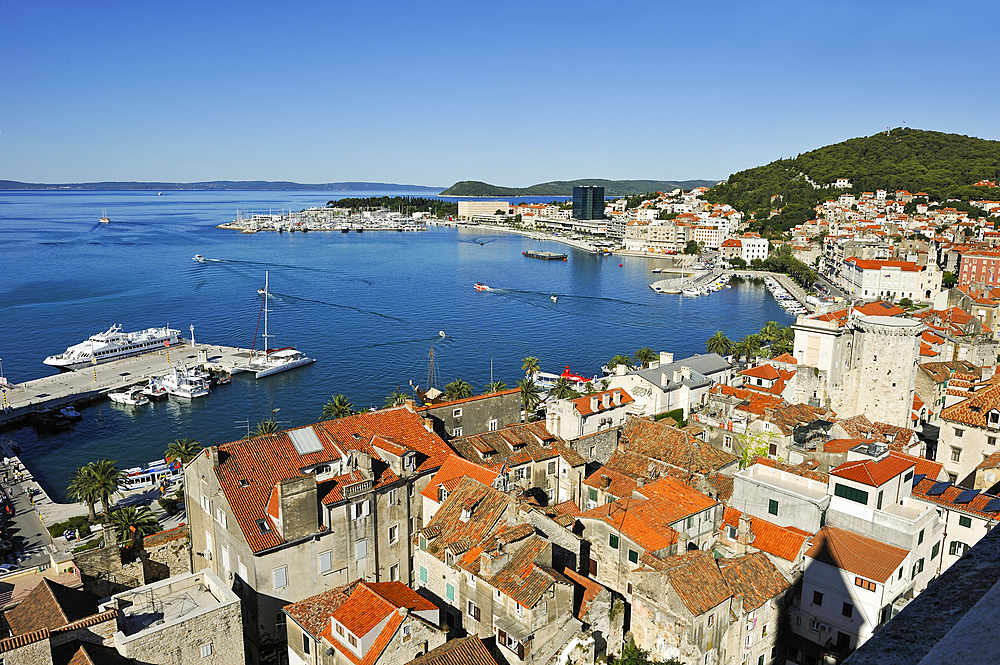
(706, 128, 1000, 234)
(440, 178, 717, 197)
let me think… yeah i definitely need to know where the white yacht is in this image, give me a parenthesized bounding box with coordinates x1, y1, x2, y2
(238, 271, 315, 379)
(156, 365, 210, 399)
(108, 389, 150, 406)
(44, 325, 182, 371)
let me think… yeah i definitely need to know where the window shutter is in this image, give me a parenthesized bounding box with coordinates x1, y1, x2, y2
(517, 641, 525, 659)
(498, 629, 507, 646)
(474, 605, 481, 622)
(363, 500, 371, 517)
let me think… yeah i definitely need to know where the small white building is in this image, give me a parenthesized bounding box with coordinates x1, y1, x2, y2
(546, 388, 633, 441)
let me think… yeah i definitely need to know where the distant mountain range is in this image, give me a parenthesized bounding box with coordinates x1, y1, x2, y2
(438, 179, 719, 197)
(0, 180, 445, 192)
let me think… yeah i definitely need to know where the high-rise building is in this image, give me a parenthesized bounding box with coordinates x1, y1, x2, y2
(573, 186, 605, 220)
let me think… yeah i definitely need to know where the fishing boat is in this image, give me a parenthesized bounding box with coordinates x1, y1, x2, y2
(108, 389, 150, 406)
(238, 271, 315, 379)
(44, 324, 182, 371)
(474, 282, 491, 292)
(156, 365, 210, 399)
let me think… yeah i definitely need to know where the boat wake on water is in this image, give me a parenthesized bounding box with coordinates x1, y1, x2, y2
(268, 291, 405, 323)
(338, 334, 454, 352)
(494, 288, 648, 307)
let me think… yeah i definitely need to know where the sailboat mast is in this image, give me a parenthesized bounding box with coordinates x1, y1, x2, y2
(263, 271, 270, 354)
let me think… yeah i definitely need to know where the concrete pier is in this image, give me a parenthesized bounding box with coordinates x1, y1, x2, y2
(0, 341, 253, 430)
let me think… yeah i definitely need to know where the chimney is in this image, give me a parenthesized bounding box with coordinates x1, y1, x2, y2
(660, 352, 674, 365)
(591, 396, 599, 412)
(615, 364, 627, 376)
(613, 390, 622, 406)
(637, 477, 645, 487)
(737, 513, 753, 546)
(681, 366, 692, 380)
(601, 475, 612, 489)
(672, 370, 682, 383)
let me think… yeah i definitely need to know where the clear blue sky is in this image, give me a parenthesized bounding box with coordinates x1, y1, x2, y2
(2, 1, 998, 187)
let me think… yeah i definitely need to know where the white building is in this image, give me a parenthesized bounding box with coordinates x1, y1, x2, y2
(457, 200, 510, 219)
(840, 258, 941, 302)
(546, 388, 633, 441)
(739, 233, 770, 262)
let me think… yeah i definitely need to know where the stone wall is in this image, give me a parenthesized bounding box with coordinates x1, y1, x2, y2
(569, 429, 618, 468)
(0, 635, 54, 665)
(74, 526, 192, 598)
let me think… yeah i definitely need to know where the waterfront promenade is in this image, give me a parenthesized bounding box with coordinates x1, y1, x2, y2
(0, 342, 253, 429)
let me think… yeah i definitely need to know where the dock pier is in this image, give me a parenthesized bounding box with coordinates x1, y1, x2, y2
(0, 341, 253, 430)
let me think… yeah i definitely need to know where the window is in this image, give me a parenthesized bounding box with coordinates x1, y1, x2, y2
(257, 519, 272, 534)
(355, 539, 368, 560)
(724, 434, 733, 449)
(842, 602, 854, 619)
(918, 529, 925, 545)
(215, 507, 227, 528)
(932, 542, 940, 560)
(628, 549, 639, 564)
(904, 470, 914, 482)
(609, 534, 619, 549)
(854, 577, 876, 591)
(201, 495, 210, 512)
(812, 591, 823, 606)
(238, 560, 248, 580)
(302, 633, 311, 655)
(336, 622, 344, 636)
(834, 483, 869, 505)
(419, 565, 427, 584)
(877, 490, 883, 510)
(419, 535, 427, 551)
(453, 427, 463, 437)
(467, 572, 476, 587)
(708, 614, 714, 627)
(446, 583, 455, 602)
(388, 488, 399, 505)
(390, 564, 399, 581)
(959, 515, 972, 528)
(319, 550, 332, 573)
(495, 587, 503, 601)
(950, 541, 969, 556)
(221, 545, 230, 572)
(348, 634, 357, 647)
(467, 600, 481, 622)
(590, 446, 596, 458)
(389, 525, 399, 545)
(352, 500, 371, 520)
(990, 437, 998, 446)
(489, 419, 498, 431)
(955, 428, 964, 438)
(918, 557, 925, 573)
(516, 603, 524, 618)
(809, 618, 820, 632)
(951, 447, 962, 462)
(768, 499, 778, 516)
(728, 526, 737, 539)
(273, 566, 287, 589)
(200, 643, 213, 659)
(204, 531, 213, 555)
(401, 624, 411, 642)
(589, 487, 598, 501)
(547, 460, 557, 476)
(453, 408, 462, 418)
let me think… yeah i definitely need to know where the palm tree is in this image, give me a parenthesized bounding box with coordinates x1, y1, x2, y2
(521, 356, 540, 379)
(384, 387, 407, 408)
(633, 347, 656, 368)
(705, 331, 734, 356)
(517, 377, 541, 415)
(322, 394, 355, 420)
(253, 419, 280, 437)
(87, 459, 126, 518)
(164, 438, 203, 466)
(110, 505, 161, 544)
(550, 377, 578, 400)
(444, 379, 473, 400)
(733, 335, 762, 365)
(607, 354, 634, 373)
(483, 380, 507, 394)
(758, 321, 781, 356)
(66, 465, 101, 521)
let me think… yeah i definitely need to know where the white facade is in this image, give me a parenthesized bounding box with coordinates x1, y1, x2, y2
(741, 236, 770, 262)
(731, 464, 831, 533)
(840, 259, 941, 301)
(457, 200, 510, 219)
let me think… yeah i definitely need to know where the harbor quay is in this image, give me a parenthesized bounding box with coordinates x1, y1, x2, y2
(0, 341, 252, 430)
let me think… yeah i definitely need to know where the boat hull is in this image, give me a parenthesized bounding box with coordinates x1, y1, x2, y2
(254, 356, 315, 379)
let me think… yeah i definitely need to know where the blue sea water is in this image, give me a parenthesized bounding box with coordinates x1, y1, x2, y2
(0, 190, 792, 499)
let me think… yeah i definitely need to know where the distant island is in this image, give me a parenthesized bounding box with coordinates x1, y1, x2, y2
(439, 178, 718, 197)
(0, 180, 444, 192)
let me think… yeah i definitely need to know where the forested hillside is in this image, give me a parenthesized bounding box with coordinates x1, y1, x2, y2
(706, 129, 1000, 234)
(440, 178, 717, 197)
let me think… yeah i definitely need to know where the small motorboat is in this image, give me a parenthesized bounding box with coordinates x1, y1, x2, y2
(439, 331, 446, 338)
(550, 294, 558, 303)
(59, 406, 82, 420)
(474, 282, 490, 292)
(108, 389, 150, 407)
(193, 255, 205, 262)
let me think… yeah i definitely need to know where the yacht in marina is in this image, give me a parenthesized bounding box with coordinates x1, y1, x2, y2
(43, 324, 182, 371)
(156, 365, 210, 399)
(237, 271, 315, 379)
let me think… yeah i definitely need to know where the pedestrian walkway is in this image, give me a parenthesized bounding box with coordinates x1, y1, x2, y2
(1, 459, 57, 568)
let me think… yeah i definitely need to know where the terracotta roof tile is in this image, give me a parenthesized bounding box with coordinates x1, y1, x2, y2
(719, 552, 792, 611)
(912, 477, 1000, 520)
(941, 383, 1000, 428)
(659, 552, 732, 616)
(583, 466, 638, 499)
(284, 584, 352, 637)
(721, 508, 809, 562)
(5, 579, 100, 636)
(830, 455, 914, 487)
(804, 527, 908, 583)
(562, 568, 604, 621)
(415, 388, 521, 411)
(450, 422, 563, 468)
(420, 477, 509, 562)
(420, 455, 500, 502)
(409, 636, 498, 665)
(567, 388, 634, 416)
(620, 418, 739, 474)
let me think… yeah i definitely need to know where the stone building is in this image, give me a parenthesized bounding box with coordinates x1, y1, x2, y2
(545, 388, 633, 442)
(938, 383, 1000, 486)
(604, 353, 732, 419)
(415, 389, 522, 441)
(184, 406, 452, 664)
(282, 580, 444, 665)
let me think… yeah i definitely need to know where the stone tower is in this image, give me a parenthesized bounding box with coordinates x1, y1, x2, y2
(833, 315, 923, 429)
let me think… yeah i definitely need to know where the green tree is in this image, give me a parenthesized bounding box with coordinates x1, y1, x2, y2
(737, 428, 780, 469)
(322, 394, 355, 420)
(384, 387, 407, 408)
(254, 419, 280, 437)
(483, 380, 508, 394)
(633, 347, 656, 368)
(550, 377, 579, 400)
(729, 257, 747, 269)
(517, 377, 541, 415)
(66, 465, 101, 521)
(607, 354, 634, 372)
(110, 505, 161, 544)
(521, 356, 540, 379)
(87, 459, 126, 518)
(164, 438, 203, 466)
(942, 271, 957, 289)
(612, 637, 681, 665)
(758, 321, 781, 356)
(444, 379, 474, 400)
(706, 331, 734, 356)
(733, 334, 762, 365)
(683, 240, 701, 255)
(899, 297, 914, 309)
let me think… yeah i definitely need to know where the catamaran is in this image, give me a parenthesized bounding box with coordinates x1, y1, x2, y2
(238, 271, 315, 379)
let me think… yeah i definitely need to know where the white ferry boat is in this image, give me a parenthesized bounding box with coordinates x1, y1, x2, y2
(121, 458, 182, 490)
(44, 325, 182, 371)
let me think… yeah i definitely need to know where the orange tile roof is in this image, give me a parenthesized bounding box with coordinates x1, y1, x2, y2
(743, 364, 781, 381)
(212, 407, 451, 553)
(721, 507, 809, 562)
(568, 388, 634, 416)
(562, 568, 604, 621)
(719, 552, 793, 612)
(656, 551, 733, 615)
(620, 418, 739, 474)
(911, 477, 1000, 519)
(772, 353, 797, 364)
(409, 636, 498, 665)
(830, 455, 915, 487)
(420, 455, 500, 502)
(846, 258, 920, 272)
(284, 584, 352, 638)
(941, 383, 1000, 428)
(415, 388, 521, 412)
(583, 465, 639, 499)
(805, 527, 908, 583)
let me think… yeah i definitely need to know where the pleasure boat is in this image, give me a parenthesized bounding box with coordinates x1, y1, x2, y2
(550, 294, 558, 303)
(99, 209, 110, 224)
(141, 377, 169, 400)
(474, 282, 491, 292)
(108, 389, 150, 406)
(44, 324, 182, 371)
(60, 406, 82, 420)
(682, 288, 701, 296)
(193, 255, 205, 262)
(238, 271, 315, 379)
(156, 365, 210, 398)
